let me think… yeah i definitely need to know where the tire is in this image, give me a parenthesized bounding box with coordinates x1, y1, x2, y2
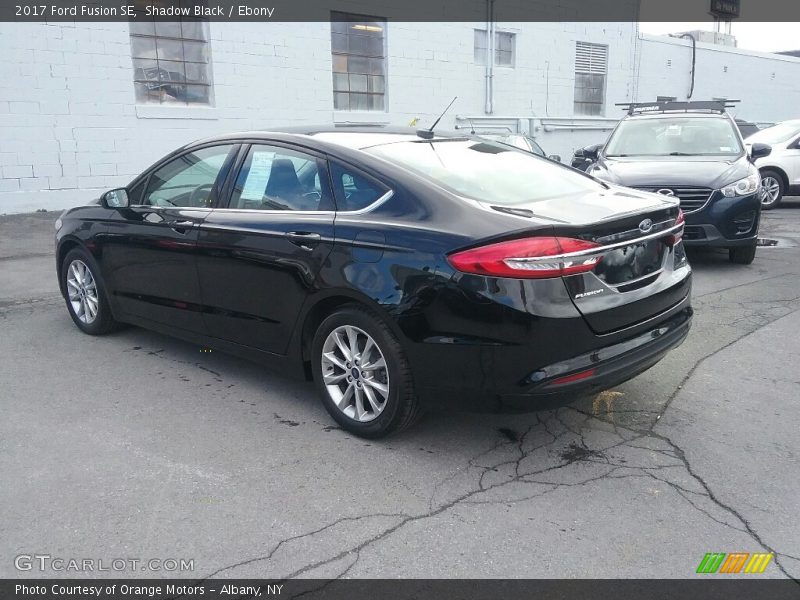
(60, 247, 121, 335)
(729, 245, 757, 265)
(759, 169, 784, 210)
(311, 305, 422, 438)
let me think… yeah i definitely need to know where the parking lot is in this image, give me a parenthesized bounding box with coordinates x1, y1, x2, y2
(1, 202, 799, 579)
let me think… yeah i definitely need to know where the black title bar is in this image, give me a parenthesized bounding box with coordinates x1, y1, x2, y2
(3, 579, 800, 600)
(4, 0, 800, 22)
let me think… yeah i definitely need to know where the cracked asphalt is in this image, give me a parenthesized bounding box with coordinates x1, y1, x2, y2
(1, 202, 799, 580)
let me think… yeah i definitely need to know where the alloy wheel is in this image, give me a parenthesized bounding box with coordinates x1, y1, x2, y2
(66, 259, 99, 324)
(761, 176, 781, 206)
(320, 325, 390, 422)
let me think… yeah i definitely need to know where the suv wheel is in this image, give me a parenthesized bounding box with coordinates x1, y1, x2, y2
(760, 170, 784, 210)
(311, 305, 422, 438)
(729, 245, 757, 265)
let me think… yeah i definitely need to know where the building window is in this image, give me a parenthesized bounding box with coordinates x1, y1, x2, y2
(574, 41, 608, 116)
(474, 30, 516, 66)
(331, 12, 386, 111)
(129, 8, 213, 105)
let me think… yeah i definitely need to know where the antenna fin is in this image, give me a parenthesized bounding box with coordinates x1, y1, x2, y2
(416, 96, 457, 139)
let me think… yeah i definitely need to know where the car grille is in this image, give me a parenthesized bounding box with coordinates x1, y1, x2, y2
(634, 186, 713, 212)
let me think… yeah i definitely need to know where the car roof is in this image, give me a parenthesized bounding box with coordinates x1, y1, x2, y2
(189, 125, 463, 151)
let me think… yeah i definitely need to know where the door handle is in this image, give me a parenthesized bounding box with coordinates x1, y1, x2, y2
(285, 231, 321, 250)
(167, 220, 195, 234)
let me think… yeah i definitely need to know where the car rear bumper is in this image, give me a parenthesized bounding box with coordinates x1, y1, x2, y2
(411, 289, 692, 413)
(496, 304, 692, 411)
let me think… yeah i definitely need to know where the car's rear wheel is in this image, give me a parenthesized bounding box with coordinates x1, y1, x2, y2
(760, 170, 784, 210)
(61, 248, 120, 335)
(311, 305, 421, 438)
(729, 245, 757, 265)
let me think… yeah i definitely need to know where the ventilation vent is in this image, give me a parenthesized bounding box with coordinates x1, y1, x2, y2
(723, 65, 728, 72)
(667, 59, 672, 67)
(771, 72, 776, 79)
(575, 41, 608, 74)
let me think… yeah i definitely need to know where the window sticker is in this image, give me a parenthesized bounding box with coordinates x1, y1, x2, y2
(240, 151, 275, 201)
(665, 125, 683, 136)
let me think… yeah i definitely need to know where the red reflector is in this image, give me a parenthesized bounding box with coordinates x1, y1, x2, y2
(551, 369, 596, 385)
(448, 236, 602, 279)
(665, 209, 685, 247)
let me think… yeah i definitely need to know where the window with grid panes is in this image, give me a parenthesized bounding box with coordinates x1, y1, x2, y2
(331, 12, 386, 111)
(574, 41, 608, 116)
(129, 1, 213, 105)
(474, 30, 516, 66)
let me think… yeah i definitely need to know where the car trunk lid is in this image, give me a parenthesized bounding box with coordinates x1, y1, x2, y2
(485, 186, 687, 334)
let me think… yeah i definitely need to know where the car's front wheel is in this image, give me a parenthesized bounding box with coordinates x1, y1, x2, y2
(60, 248, 120, 335)
(760, 169, 784, 210)
(311, 305, 422, 438)
(729, 245, 757, 265)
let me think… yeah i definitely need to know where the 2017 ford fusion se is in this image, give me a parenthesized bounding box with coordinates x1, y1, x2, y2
(55, 127, 692, 437)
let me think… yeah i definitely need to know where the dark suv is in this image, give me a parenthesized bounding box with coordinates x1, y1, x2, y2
(580, 101, 771, 264)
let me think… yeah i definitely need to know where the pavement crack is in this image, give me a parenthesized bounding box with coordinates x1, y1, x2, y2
(645, 429, 797, 581)
(654, 304, 800, 427)
(198, 512, 410, 581)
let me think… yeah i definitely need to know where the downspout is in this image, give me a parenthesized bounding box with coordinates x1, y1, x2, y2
(484, 0, 495, 114)
(680, 33, 696, 99)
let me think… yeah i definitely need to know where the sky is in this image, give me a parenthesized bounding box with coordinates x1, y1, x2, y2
(639, 23, 798, 53)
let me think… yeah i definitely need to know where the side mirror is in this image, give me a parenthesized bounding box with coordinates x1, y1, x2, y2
(548, 154, 562, 163)
(102, 188, 130, 209)
(749, 142, 771, 161)
(582, 144, 602, 160)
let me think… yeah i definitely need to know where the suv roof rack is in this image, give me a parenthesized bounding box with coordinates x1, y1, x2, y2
(616, 100, 740, 116)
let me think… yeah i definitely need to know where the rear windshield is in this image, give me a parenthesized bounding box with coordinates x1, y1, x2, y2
(366, 139, 603, 205)
(605, 116, 743, 157)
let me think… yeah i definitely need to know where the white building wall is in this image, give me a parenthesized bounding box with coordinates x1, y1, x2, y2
(0, 21, 338, 213)
(1, 21, 799, 214)
(635, 33, 800, 123)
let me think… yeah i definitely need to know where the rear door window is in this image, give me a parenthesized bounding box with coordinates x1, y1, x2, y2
(229, 145, 333, 211)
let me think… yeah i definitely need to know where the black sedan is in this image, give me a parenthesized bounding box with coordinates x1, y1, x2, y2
(55, 127, 692, 437)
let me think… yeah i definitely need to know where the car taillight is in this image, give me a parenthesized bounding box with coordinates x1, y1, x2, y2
(665, 209, 685, 247)
(448, 236, 602, 279)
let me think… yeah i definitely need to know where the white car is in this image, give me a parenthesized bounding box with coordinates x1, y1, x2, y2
(745, 119, 800, 209)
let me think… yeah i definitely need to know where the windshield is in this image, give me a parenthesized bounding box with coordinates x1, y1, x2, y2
(746, 121, 800, 144)
(605, 116, 743, 157)
(366, 139, 602, 205)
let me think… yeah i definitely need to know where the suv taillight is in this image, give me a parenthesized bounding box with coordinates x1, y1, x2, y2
(448, 237, 602, 279)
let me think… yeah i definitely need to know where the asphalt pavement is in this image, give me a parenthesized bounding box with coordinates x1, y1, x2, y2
(1, 202, 799, 579)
